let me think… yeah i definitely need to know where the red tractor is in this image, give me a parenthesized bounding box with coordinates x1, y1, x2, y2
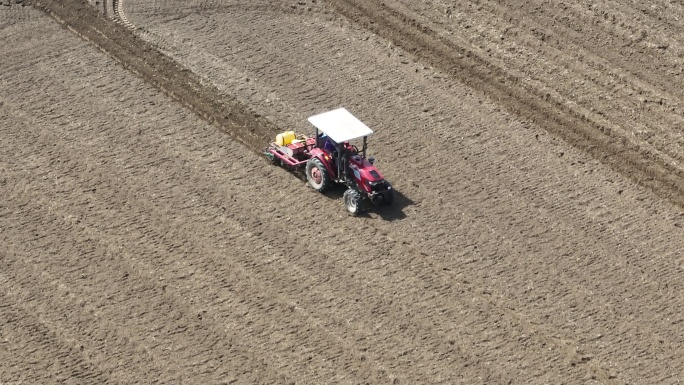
(265, 108, 394, 215)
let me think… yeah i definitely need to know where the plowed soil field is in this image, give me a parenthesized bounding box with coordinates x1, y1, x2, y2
(2, 1, 684, 384)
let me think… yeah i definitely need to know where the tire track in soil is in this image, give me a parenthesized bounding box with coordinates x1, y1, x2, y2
(1, 235, 295, 384)
(401, 0, 684, 168)
(322, 0, 684, 210)
(420, 0, 684, 169)
(0, 278, 112, 385)
(1, 15, 419, 380)
(0, 134, 378, 383)
(0, 109, 301, 382)
(130, 0, 684, 350)
(26, 0, 277, 155)
(0, 58, 536, 383)
(1, 22, 612, 380)
(116, 8, 310, 131)
(121, 0, 349, 135)
(1, 102, 575, 384)
(319, 4, 684, 376)
(95, 2, 684, 380)
(1, 56, 370, 380)
(0, 22, 309, 380)
(4, 63, 627, 385)
(18, 0, 684, 380)
(156, 4, 684, 382)
(2, 41, 430, 380)
(112, 0, 134, 29)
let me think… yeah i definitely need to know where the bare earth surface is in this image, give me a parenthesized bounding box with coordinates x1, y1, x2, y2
(1, 1, 684, 384)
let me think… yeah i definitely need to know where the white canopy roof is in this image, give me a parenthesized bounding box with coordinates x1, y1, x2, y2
(307, 108, 374, 143)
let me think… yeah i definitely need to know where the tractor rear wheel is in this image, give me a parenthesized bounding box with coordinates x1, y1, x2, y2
(306, 158, 331, 192)
(343, 188, 363, 215)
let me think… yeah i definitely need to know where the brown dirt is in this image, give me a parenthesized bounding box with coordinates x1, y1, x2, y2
(322, 0, 684, 209)
(2, 0, 684, 384)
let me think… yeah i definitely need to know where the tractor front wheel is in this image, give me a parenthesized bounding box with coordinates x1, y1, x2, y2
(382, 188, 394, 206)
(306, 158, 331, 193)
(343, 189, 363, 215)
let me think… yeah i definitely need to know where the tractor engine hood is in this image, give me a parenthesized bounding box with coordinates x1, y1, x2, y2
(348, 155, 388, 188)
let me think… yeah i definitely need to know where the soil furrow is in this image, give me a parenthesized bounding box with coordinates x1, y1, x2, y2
(6, 1, 684, 383)
(432, 0, 684, 161)
(323, 0, 684, 210)
(27, 0, 277, 153)
(1, 65, 524, 383)
(1, 120, 385, 384)
(1, 114, 299, 384)
(2, 33, 601, 381)
(0, 271, 114, 385)
(118, 2, 684, 380)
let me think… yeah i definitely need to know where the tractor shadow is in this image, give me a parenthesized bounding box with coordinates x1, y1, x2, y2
(321, 183, 414, 221)
(372, 188, 414, 221)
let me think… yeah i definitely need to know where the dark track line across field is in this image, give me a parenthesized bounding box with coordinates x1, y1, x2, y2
(30, 0, 684, 211)
(27, 0, 277, 155)
(322, 0, 684, 210)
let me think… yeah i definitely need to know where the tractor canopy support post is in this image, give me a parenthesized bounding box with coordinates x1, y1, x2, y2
(336, 142, 345, 181)
(362, 136, 367, 158)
